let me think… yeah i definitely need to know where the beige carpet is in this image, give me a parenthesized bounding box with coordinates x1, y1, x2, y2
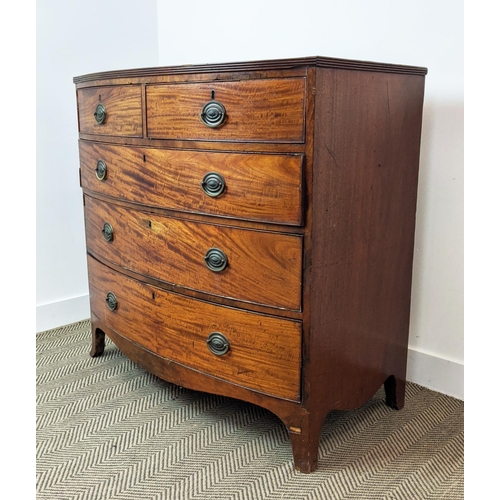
(36, 319, 464, 499)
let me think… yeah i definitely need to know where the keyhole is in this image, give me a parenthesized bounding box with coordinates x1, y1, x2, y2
(211, 89, 215, 100)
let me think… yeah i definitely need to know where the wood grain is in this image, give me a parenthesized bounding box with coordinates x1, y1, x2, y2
(305, 68, 426, 412)
(83, 189, 304, 236)
(146, 78, 305, 142)
(86, 252, 304, 320)
(79, 141, 304, 225)
(77, 85, 143, 137)
(78, 134, 308, 153)
(91, 313, 310, 429)
(84, 196, 303, 310)
(88, 256, 302, 401)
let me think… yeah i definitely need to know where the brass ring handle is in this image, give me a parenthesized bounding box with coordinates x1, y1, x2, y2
(201, 172, 225, 197)
(95, 160, 107, 181)
(102, 222, 113, 242)
(204, 248, 228, 272)
(200, 100, 226, 128)
(207, 332, 230, 356)
(94, 103, 106, 125)
(105, 292, 118, 312)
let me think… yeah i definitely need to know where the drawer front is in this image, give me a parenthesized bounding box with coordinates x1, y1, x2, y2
(146, 78, 305, 142)
(89, 256, 302, 401)
(79, 141, 304, 225)
(77, 85, 143, 137)
(85, 197, 302, 310)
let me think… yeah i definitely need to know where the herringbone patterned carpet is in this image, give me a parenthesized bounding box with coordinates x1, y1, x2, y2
(36, 320, 464, 500)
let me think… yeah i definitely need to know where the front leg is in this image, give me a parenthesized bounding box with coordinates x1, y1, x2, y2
(288, 410, 326, 473)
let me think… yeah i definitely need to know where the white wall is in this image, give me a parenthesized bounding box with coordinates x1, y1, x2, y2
(36, 0, 463, 398)
(36, 0, 159, 331)
(157, 0, 464, 398)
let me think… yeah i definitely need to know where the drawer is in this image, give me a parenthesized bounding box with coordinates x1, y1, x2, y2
(146, 78, 305, 143)
(85, 197, 302, 310)
(77, 85, 143, 137)
(88, 256, 302, 401)
(79, 141, 304, 225)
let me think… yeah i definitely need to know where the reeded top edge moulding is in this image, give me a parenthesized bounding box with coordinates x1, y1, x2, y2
(73, 55, 428, 84)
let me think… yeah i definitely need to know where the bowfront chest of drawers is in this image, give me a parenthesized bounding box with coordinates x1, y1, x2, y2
(74, 56, 427, 473)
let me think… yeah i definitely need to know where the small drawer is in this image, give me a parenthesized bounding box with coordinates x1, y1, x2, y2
(146, 78, 306, 143)
(84, 197, 303, 311)
(88, 256, 302, 401)
(79, 141, 304, 225)
(77, 85, 143, 137)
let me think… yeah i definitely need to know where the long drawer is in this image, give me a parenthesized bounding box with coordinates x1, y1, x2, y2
(79, 141, 304, 225)
(84, 196, 303, 310)
(88, 255, 302, 401)
(146, 78, 306, 143)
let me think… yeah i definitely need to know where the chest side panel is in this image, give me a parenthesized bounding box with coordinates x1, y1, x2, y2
(307, 68, 426, 409)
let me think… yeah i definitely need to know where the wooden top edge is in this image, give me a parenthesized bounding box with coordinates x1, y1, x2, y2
(73, 55, 428, 83)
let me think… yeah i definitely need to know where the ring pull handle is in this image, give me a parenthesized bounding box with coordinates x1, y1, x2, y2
(201, 172, 225, 197)
(94, 103, 106, 125)
(206, 332, 230, 356)
(204, 248, 228, 272)
(200, 100, 226, 128)
(95, 159, 107, 181)
(105, 292, 118, 312)
(102, 222, 113, 242)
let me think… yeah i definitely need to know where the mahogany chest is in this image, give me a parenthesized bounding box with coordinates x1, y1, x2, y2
(74, 56, 427, 472)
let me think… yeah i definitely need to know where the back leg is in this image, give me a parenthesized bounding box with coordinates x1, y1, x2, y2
(384, 375, 406, 410)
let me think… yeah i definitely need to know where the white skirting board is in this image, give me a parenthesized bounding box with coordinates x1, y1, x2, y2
(36, 294, 91, 334)
(407, 348, 463, 400)
(36, 295, 464, 400)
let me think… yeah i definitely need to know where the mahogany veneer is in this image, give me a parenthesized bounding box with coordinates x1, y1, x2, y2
(74, 56, 427, 473)
(146, 78, 306, 142)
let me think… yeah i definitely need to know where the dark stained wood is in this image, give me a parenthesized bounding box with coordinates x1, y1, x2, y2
(76, 58, 427, 473)
(146, 78, 306, 142)
(75, 68, 308, 90)
(77, 85, 143, 137)
(90, 326, 105, 357)
(88, 256, 302, 401)
(305, 68, 425, 415)
(73, 55, 427, 84)
(79, 141, 304, 225)
(84, 196, 303, 310)
(384, 375, 405, 410)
